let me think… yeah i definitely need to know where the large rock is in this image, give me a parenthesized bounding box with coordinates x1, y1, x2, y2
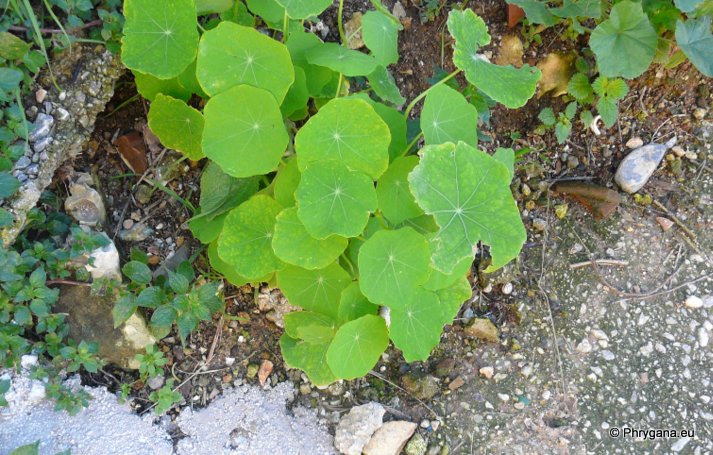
(614, 137, 677, 193)
(54, 285, 155, 369)
(364, 421, 418, 455)
(334, 402, 385, 455)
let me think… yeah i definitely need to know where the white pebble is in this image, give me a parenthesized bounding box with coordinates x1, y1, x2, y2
(684, 295, 703, 309)
(576, 339, 592, 354)
(502, 282, 513, 295)
(699, 328, 709, 347)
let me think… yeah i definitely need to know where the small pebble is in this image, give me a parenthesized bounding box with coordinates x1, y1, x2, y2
(479, 367, 494, 379)
(123, 219, 134, 230)
(626, 137, 644, 149)
(532, 218, 547, 232)
(576, 339, 592, 354)
(684, 295, 703, 309)
(35, 88, 47, 103)
(693, 108, 706, 120)
(502, 282, 513, 295)
(656, 217, 674, 231)
(671, 145, 685, 157)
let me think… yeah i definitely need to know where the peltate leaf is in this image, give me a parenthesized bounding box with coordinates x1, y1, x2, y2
(295, 160, 378, 239)
(286, 28, 337, 96)
(148, 94, 205, 160)
(358, 227, 431, 305)
(421, 84, 478, 146)
(326, 314, 388, 379)
(675, 16, 713, 77)
(217, 195, 283, 280)
(272, 207, 348, 269)
(208, 241, 252, 286)
(275, 0, 332, 19)
(202, 84, 288, 178)
(435, 276, 472, 325)
(376, 156, 424, 225)
(367, 66, 406, 105)
(276, 262, 351, 319)
(306, 42, 378, 76)
(447, 9, 540, 108)
(493, 147, 515, 181)
(197, 21, 294, 101)
(388, 287, 443, 362)
(281, 66, 310, 117)
(280, 334, 336, 386)
(338, 282, 379, 323)
(361, 10, 402, 66)
(295, 97, 391, 179)
(408, 142, 526, 273)
(589, 1, 658, 79)
(121, 0, 199, 78)
(273, 158, 301, 207)
(348, 94, 407, 161)
(133, 71, 192, 102)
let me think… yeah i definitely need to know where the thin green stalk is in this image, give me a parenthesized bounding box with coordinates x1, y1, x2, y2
(282, 11, 289, 42)
(398, 131, 423, 158)
(41, 0, 70, 50)
(335, 73, 344, 98)
(14, 87, 28, 148)
(144, 177, 196, 214)
(197, 22, 206, 33)
(369, 0, 400, 26)
(403, 69, 461, 118)
(337, 0, 346, 44)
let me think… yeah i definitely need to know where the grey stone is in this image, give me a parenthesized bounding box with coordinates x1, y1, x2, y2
(14, 156, 30, 169)
(84, 234, 121, 281)
(28, 113, 54, 142)
(364, 421, 418, 455)
(54, 107, 70, 121)
(335, 402, 385, 455)
(404, 433, 427, 455)
(148, 375, 165, 390)
(16, 173, 28, 183)
(31, 153, 39, 163)
(26, 164, 39, 176)
(33, 135, 52, 152)
(614, 137, 677, 193)
(54, 285, 156, 369)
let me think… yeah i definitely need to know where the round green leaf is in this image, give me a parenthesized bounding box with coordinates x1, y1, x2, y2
(388, 287, 444, 362)
(286, 28, 337, 96)
(295, 160, 378, 239)
(367, 66, 406, 106)
(281, 66, 309, 117)
(280, 334, 336, 386)
(447, 9, 540, 108)
(589, 1, 657, 79)
(421, 84, 478, 147)
(295, 97, 390, 179)
(306, 42, 378, 76)
(208, 241, 251, 286)
(349, 94, 407, 161)
(121, 0, 199, 79)
(408, 142, 526, 273)
(376, 156, 423, 225)
(148, 94, 205, 160)
(217, 195, 283, 280)
(338, 282, 379, 323)
(361, 10, 402, 67)
(133, 71, 192, 102)
(435, 276, 472, 325)
(358, 227, 431, 305)
(272, 207, 348, 269)
(276, 262, 351, 319)
(273, 158, 301, 207)
(197, 21, 294, 101)
(246, 0, 285, 27)
(203, 84, 289, 178)
(284, 311, 338, 343)
(275, 0, 332, 19)
(326, 314, 388, 379)
(423, 253, 472, 291)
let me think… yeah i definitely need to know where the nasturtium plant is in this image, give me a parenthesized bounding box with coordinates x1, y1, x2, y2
(121, 0, 199, 78)
(675, 15, 713, 77)
(447, 9, 541, 108)
(124, 0, 532, 385)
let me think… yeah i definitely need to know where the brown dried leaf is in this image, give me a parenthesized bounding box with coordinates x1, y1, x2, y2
(258, 359, 273, 387)
(552, 181, 621, 220)
(345, 12, 364, 50)
(495, 34, 524, 67)
(537, 53, 575, 98)
(508, 4, 526, 28)
(115, 131, 148, 175)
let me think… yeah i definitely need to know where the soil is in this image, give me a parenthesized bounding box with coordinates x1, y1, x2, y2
(48, 0, 713, 439)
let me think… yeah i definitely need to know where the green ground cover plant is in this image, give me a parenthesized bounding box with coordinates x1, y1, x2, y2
(122, 0, 537, 385)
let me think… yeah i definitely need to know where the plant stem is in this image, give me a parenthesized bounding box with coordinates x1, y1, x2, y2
(337, 0, 346, 44)
(282, 11, 289, 42)
(369, 0, 401, 26)
(398, 131, 423, 157)
(403, 69, 461, 118)
(335, 73, 344, 98)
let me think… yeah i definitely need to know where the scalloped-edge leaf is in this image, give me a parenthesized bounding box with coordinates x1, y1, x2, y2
(306, 42, 378, 76)
(376, 156, 424, 225)
(388, 287, 443, 362)
(148, 94, 205, 160)
(276, 262, 351, 319)
(280, 334, 336, 386)
(421, 84, 478, 146)
(675, 16, 713, 77)
(361, 10, 403, 66)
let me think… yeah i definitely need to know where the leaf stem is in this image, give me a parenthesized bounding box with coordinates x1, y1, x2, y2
(335, 73, 344, 98)
(282, 11, 289, 42)
(398, 131, 423, 158)
(337, 0, 346, 44)
(403, 69, 461, 118)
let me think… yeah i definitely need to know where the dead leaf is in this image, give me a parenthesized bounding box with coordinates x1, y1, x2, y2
(508, 4, 525, 28)
(537, 52, 576, 98)
(258, 359, 273, 387)
(345, 12, 364, 50)
(495, 34, 524, 67)
(552, 181, 621, 220)
(114, 131, 148, 175)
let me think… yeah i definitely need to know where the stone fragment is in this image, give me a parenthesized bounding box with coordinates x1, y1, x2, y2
(626, 137, 643, 149)
(684, 295, 703, 309)
(656, 216, 674, 231)
(465, 318, 499, 343)
(85, 234, 121, 281)
(118, 223, 153, 242)
(404, 433, 427, 455)
(64, 182, 106, 227)
(334, 402, 385, 455)
(258, 360, 273, 387)
(28, 113, 54, 142)
(479, 366, 494, 379)
(614, 137, 677, 193)
(364, 421, 417, 455)
(54, 285, 156, 369)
